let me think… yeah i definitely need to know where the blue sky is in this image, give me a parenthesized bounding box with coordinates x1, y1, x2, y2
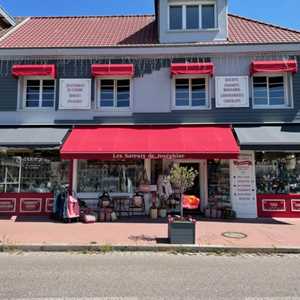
(1, 0, 300, 31)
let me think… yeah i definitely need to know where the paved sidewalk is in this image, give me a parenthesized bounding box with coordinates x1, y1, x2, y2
(1, 216, 300, 248)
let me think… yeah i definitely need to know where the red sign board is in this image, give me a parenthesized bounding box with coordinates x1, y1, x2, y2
(20, 198, 42, 213)
(262, 199, 286, 212)
(0, 198, 16, 213)
(291, 200, 300, 212)
(46, 198, 54, 213)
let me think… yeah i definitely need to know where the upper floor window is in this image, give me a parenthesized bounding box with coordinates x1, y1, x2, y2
(252, 74, 290, 108)
(97, 78, 131, 110)
(174, 77, 209, 109)
(169, 3, 216, 31)
(22, 78, 56, 109)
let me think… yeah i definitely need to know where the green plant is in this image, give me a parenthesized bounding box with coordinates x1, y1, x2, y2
(170, 164, 198, 217)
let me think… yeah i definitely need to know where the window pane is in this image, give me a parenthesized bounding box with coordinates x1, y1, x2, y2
(253, 77, 268, 106)
(26, 100, 39, 108)
(26, 80, 40, 107)
(169, 6, 183, 30)
(186, 5, 199, 29)
(42, 80, 55, 107)
(202, 4, 215, 29)
(269, 76, 285, 105)
(117, 80, 130, 107)
(100, 80, 114, 107)
(191, 78, 206, 106)
(26, 80, 40, 99)
(176, 79, 189, 106)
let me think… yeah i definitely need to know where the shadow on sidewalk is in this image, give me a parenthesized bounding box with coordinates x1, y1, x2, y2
(198, 217, 293, 225)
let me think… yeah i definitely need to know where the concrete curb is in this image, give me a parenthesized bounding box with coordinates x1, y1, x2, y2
(1, 244, 300, 254)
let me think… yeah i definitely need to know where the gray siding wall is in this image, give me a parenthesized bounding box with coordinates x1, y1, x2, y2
(158, 0, 228, 44)
(0, 54, 299, 125)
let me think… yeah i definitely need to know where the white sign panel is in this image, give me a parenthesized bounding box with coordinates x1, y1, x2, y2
(230, 151, 257, 218)
(59, 79, 91, 110)
(216, 76, 249, 108)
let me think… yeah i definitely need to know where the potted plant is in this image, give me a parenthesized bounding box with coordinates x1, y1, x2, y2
(168, 164, 198, 244)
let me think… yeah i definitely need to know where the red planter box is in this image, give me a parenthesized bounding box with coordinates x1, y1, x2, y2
(0, 193, 54, 216)
(257, 194, 300, 218)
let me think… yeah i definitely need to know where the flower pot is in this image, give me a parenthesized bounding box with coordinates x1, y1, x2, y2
(150, 208, 158, 219)
(168, 220, 196, 244)
(159, 208, 167, 218)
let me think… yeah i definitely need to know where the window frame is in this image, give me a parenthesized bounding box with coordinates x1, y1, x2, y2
(21, 76, 56, 111)
(172, 74, 211, 110)
(168, 1, 217, 31)
(95, 77, 133, 112)
(252, 73, 292, 109)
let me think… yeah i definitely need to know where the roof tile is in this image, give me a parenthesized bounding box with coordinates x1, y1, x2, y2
(0, 14, 299, 48)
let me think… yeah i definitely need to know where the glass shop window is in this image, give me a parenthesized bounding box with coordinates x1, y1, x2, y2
(20, 157, 69, 193)
(0, 157, 22, 192)
(0, 155, 69, 193)
(207, 160, 231, 207)
(77, 160, 145, 193)
(256, 152, 300, 194)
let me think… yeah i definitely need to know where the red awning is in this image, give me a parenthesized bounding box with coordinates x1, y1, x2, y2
(60, 126, 240, 160)
(171, 63, 214, 76)
(12, 64, 56, 78)
(92, 64, 134, 77)
(250, 60, 298, 75)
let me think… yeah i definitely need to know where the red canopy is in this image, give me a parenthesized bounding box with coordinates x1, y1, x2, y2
(60, 125, 240, 160)
(92, 64, 134, 77)
(171, 63, 214, 76)
(251, 60, 298, 75)
(12, 64, 56, 78)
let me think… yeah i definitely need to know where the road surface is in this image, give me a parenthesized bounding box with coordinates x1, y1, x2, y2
(0, 252, 300, 299)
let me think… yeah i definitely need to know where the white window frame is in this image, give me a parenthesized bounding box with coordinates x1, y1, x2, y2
(96, 77, 133, 112)
(172, 75, 211, 110)
(21, 76, 56, 111)
(168, 1, 217, 31)
(252, 73, 292, 109)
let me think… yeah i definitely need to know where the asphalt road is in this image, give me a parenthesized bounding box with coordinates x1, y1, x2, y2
(0, 252, 300, 300)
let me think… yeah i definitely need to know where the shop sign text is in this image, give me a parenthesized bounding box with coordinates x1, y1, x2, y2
(216, 76, 249, 108)
(230, 152, 257, 218)
(112, 153, 186, 160)
(291, 199, 300, 212)
(0, 198, 16, 212)
(262, 199, 286, 212)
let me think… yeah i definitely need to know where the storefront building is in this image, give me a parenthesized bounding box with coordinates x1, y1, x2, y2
(0, 0, 300, 219)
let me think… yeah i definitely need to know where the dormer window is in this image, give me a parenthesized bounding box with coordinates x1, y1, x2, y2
(169, 2, 216, 31)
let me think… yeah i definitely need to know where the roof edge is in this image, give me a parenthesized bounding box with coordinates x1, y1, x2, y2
(0, 6, 16, 26)
(29, 14, 156, 19)
(229, 13, 300, 35)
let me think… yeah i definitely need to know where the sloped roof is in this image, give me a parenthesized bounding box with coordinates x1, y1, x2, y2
(0, 13, 299, 49)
